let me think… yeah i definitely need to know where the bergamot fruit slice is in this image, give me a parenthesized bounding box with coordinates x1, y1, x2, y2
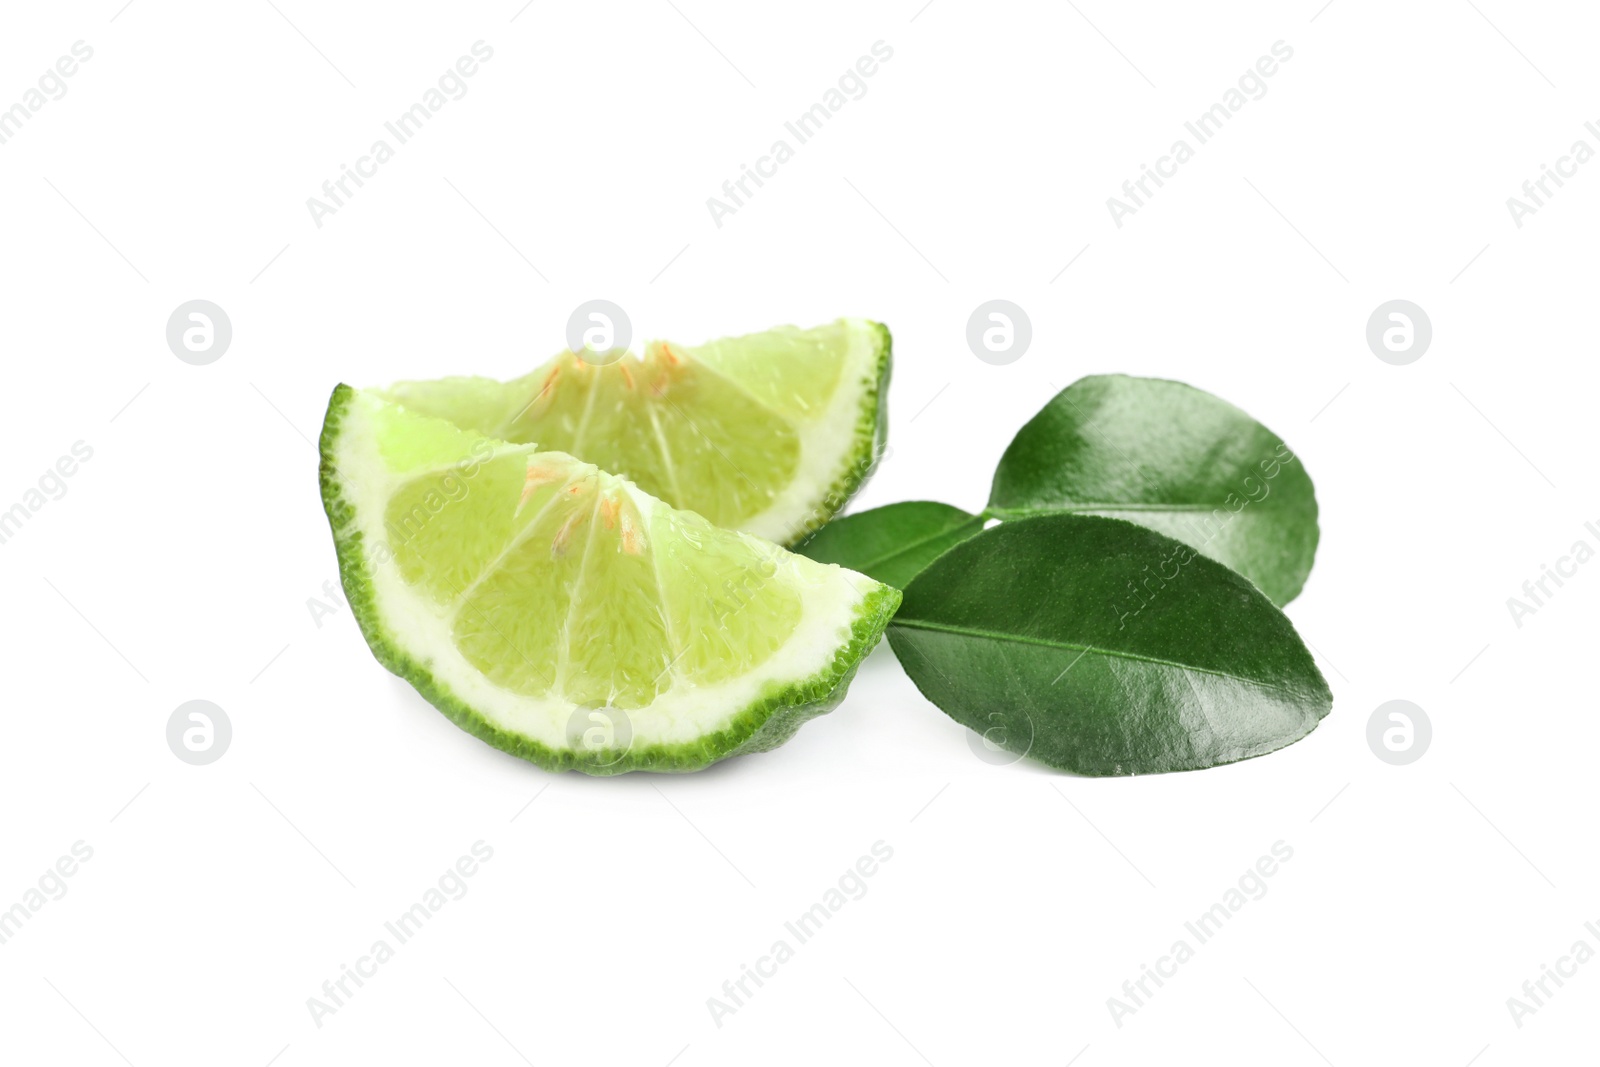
(318, 385, 900, 774)
(378, 318, 890, 545)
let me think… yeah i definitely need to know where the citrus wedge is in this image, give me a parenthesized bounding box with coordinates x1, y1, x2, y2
(378, 318, 890, 545)
(318, 385, 899, 774)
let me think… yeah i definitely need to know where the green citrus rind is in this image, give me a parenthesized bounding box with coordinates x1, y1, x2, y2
(318, 383, 900, 775)
(783, 320, 893, 545)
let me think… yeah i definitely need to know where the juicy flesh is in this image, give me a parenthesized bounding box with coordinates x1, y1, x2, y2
(381, 446, 802, 711)
(503, 345, 799, 530)
(382, 321, 863, 530)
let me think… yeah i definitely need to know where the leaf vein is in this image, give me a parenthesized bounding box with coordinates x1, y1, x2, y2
(889, 617, 1301, 698)
(849, 517, 985, 574)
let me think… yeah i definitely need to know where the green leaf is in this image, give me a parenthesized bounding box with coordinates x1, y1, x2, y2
(797, 501, 985, 588)
(888, 515, 1331, 776)
(987, 375, 1319, 605)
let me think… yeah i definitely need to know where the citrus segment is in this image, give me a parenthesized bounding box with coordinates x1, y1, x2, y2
(379, 318, 890, 544)
(319, 385, 898, 773)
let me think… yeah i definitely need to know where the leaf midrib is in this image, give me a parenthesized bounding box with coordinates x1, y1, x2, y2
(988, 500, 1291, 516)
(889, 616, 1301, 698)
(849, 517, 985, 574)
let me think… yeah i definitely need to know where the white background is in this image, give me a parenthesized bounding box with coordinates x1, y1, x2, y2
(0, 1, 1595, 1064)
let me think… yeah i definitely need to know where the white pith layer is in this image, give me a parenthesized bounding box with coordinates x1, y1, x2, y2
(727, 319, 882, 543)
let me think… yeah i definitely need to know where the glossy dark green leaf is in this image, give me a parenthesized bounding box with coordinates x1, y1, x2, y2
(987, 375, 1319, 605)
(797, 501, 985, 588)
(888, 515, 1331, 776)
